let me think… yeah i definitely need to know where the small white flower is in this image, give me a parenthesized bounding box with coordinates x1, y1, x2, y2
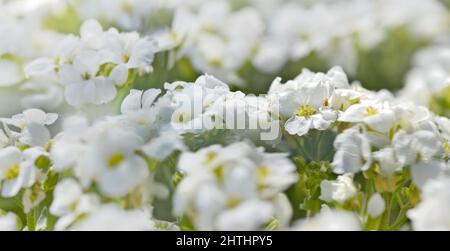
(22, 185, 46, 214)
(281, 85, 337, 136)
(393, 130, 444, 187)
(69, 204, 154, 231)
(50, 178, 100, 230)
(0, 59, 23, 86)
(269, 67, 348, 136)
(332, 127, 372, 174)
(0, 147, 36, 197)
(101, 32, 157, 76)
(120, 88, 161, 127)
(393, 130, 439, 166)
(292, 207, 361, 231)
(373, 147, 402, 177)
(50, 116, 90, 172)
(320, 174, 357, 204)
(216, 199, 274, 231)
(2, 109, 57, 147)
(408, 176, 450, 230)
(339, 100, 396, 133)
(5, 108, 57, 129)
(141, 131, 186, 161)
(60, 51, 116, 107)
(367, 193, 385, 218)
(0, 212, 19, 231)
(77, 128, 148, 197)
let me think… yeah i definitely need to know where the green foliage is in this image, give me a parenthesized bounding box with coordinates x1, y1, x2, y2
(286, 157, 335, 220)
(182, 129, 233, 151)
(237, 52, 328, 94)
(285, 129, 336, 163)
(356, 27, 428, 91)
(151, 153, 179, 222)
(42, 6, 81, 34)
(429, 85, 450, 117)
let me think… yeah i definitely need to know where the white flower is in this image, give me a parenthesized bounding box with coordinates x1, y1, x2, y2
(393, 130, 441, 166)
(0, 147, 36, 197)
(76, 128, 148, 197)
(320, 174, 357, 204)
(0, 59, 23, 86)
(101, 32, 157, 79)
(393, 130, 444, 187)
(0, 212, 18, 231)
(22, 186, 46, 214)
(252, 38, 289, 73)
(50, 178, 86, 216)
(409, 161, 445, 189)
(20, 75, 64, 111)
(75, 0, 154, 31)
(216, 200, 274, 231)
(141, 131, 186, 161)
(332, 127, 372, 174)
(49, 178, 100, 230)
(60, 51, 116, 107)
(391, 103, 431, 133)
(50, 116, 90, 172)
(2, 109, 57, 147)
(269, 67, 349, 136)
(166, 75, 230, 132)
(173, 142, 297, 230)
(408, 176, 450, 230)
(281, 84, 337, 136)
(373, 147, 402, 177)
(436, 116, 450, 139)
(25, 19, 156, 107)
(292, 207, 361, 231)
(339, 100, 396, 133)
(367, 193, 385, 217)
(69, 204, 154, 231)
(120, 88, 161, 127)
(5, 108, 57, 129)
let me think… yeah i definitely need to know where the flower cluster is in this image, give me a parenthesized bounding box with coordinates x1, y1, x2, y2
(158, 0, 449, 82)
(400, 39, 450, 117)
(25, 19, 157, 107)
(174, 142, 297, 230)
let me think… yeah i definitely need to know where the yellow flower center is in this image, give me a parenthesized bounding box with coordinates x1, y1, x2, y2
(298, 32, 309, 41)
(257, 166, 270, 178)
(226, 197, 240, 209)
(122, 53, 130, 63)
(5, 164, 20, 180)
(174, 112, 192, 123)
(296, 105, 316, 117)
(443, 141, 450, 154)
(169, 31, 178, 42)
(204, 151, 217, 164)
(213, 165, 223, 181)
(208, 58, 223, 68)
(29, 184, 41, 202)
(81, 72, 91, 80)
(364, 107, 378, 116)
(53, 56, 60, 65)
(70, 201, 78, 211)
(107, 153, 125, 168)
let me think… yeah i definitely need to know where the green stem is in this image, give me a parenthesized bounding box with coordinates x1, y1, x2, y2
(27, 209, 36, 231)
(293, 137, 313, 161)
(315, 131, 325, 161)
(387, 204, 410, 230)
(380, 193, 393, 230)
